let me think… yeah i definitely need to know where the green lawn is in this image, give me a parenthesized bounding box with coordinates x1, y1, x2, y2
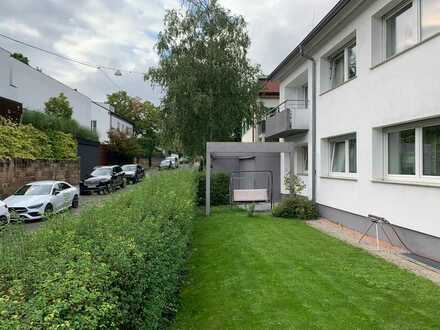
(173, 208, 440, 329)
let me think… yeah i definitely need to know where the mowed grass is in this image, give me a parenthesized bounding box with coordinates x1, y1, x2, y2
(173, 208, 440, 329)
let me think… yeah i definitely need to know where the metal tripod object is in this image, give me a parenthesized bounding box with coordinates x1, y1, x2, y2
(359, 214, 394, 250)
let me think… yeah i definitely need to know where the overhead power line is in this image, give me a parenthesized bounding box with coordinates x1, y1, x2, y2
(0, 32, 146, 75)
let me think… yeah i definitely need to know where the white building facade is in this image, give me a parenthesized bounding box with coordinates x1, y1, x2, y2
(0, 47, 134, 143)
(268, 0, 440, 260)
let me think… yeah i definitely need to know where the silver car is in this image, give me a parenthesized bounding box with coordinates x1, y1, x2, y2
(0, 200, 10, 225)
(4, 181, 79, 221)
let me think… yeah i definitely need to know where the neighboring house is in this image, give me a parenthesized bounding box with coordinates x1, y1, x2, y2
(92, 102, 134, 142)
(265, 0, 440, 260)
(241, 77, 280, 143)
(0, 47, 133, 143)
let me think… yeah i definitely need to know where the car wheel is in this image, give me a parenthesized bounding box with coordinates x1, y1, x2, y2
(44, 204, 53, 215)
(72, 195, 79, 209)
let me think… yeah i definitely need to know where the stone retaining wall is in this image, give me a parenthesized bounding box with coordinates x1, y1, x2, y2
(0, 158, 80, 198)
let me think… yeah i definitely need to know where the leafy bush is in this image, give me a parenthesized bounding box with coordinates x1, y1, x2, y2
(107, 129, 142, 161)
(22, 110, 99, 142)
(196, 171, 230, 206)
(48, 131, 78, 160)
(0, 170, 196, 329)
(0, 118, 76, 160)
(273, 195, 319, 220)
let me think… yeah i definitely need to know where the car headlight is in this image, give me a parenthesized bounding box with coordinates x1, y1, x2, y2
(28, 203, 44, 209)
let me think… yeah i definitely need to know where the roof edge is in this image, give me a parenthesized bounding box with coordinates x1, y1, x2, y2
(267, 0, 352, 80)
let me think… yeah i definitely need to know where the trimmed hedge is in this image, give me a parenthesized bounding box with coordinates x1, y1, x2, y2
(0, 170, 196, 329)
(196, 171, 230, 206)
(0, 118, 77, 160)
(273, 195, 319, 220)
(22, 110, 99, 142)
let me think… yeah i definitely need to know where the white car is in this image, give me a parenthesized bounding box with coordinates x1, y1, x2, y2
(0, 200, 10, 225)
(159, 158, 177, 170)
(4, 181, 79, 221)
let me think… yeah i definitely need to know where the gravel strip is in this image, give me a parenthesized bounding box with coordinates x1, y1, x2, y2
(307, 218, 440, 286)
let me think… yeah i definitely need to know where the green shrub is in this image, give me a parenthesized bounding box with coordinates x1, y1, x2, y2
(273, 195, 319, 220)
(0, 119, 77, 160)
(48, 131, 78, 160)
(196, 171, 230, 206)
(0, 170, 196, 329)
(22, 110, 99, 142)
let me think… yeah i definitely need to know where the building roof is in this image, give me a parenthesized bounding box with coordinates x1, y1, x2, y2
(268, 0, 353, 80)
(258, 78, 280, 98)
(92, 101, 135, 127)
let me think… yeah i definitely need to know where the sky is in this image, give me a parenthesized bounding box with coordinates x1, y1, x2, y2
(0, 0, 338, 105)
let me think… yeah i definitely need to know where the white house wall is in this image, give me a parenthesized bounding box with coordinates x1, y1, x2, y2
(279, 61, 313, 198)
(91, 103, 111, 143)
(0, 48, 92, 127)
(308, 0, 440, 238)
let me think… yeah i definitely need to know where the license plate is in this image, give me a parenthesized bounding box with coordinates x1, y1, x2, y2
(87, 184, 97, 188)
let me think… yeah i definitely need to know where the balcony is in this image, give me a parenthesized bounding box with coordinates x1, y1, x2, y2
(265, 100, 309, 140)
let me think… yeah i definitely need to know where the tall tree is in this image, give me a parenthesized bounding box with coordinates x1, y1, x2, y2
(107, 91, 160, 166)
(11, 53, 29, 65)
(147, 0, 262, 158)
(44, 93, 73, 119)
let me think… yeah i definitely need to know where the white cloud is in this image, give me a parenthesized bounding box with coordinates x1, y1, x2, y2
(0, 0, 338, 104)
(0, 19, 41, 39)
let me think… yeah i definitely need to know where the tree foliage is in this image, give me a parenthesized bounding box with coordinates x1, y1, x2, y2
(107, 91, 160, 161)
(107, 129, 142, 161)
(147, 0, 262, 157)
(11, 52, 29, 65)
(44, 93, 73, 119)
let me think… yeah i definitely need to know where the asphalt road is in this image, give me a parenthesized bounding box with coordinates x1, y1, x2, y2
(23, 182, 138, 232)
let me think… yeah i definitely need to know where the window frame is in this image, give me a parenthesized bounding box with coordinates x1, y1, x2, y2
(379, 0, 440, 62)
(329, 134, 358, 178)
(296, 145, 309, 176)
(383, 0, 418, 59)
(383, 120, 440, 183)
(328, 39, 357, 89)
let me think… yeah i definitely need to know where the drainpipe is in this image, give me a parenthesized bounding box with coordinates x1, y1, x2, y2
(299, 45, 317, 203)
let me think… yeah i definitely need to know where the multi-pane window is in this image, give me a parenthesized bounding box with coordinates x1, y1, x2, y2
(423, 125, 440, 176)
(329, 40, 357, 88)
(422, 0, 440, 39)
(383, 0, 440, 60)
(330, 135, 357, 175)
(347, 43, 357, 79)
(91, 120, 97, 133)
(385, 2, 417, 58)
(387, 129, 416, 175)
(297, 145, 309, 175)
(385, 123, 440, 179)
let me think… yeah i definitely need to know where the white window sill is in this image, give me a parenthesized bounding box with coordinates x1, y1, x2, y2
(371, 32, 440, 70)
(371, 178, 440, 188)
(320, 77, 357, 96)
(297, 173, 309, 177)
(320, 175, 358, 182)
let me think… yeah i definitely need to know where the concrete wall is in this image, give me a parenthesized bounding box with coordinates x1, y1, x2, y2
(212, 153, 281, 201)
(0, 158, 80, 198)
(313, 0, 440, 239)
(274, 0, 440, 256)
(111, 115, 134, 136)
(91, 103, 111, 143)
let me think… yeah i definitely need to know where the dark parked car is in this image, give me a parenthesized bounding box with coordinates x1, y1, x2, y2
(80, 165, 125, 195)
(121, 164, 145, 184)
